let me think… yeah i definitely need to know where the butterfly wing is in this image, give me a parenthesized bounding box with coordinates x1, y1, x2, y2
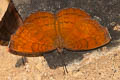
(9, 12, 57, 55)
(57, 8, 111, 51)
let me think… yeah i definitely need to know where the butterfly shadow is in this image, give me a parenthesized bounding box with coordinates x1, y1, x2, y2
(10, 48, 93, 69)
(99, 27, 120, 51)
(43, 49, 94, 69)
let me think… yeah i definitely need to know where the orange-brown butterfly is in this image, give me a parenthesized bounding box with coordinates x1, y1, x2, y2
(9, 8, 111, 56)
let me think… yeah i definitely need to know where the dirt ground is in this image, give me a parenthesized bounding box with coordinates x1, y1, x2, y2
(0, 0, 120, 80)
(0, 41, 120, 80)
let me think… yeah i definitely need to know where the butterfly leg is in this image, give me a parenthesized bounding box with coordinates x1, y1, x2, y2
(57, 48, 68, 74)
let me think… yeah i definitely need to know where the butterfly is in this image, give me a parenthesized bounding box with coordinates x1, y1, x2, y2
(8, 8, 111, 56)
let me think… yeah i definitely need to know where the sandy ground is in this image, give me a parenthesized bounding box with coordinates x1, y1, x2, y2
(0, 42, 120, 80)
(0, 0, 9, 21)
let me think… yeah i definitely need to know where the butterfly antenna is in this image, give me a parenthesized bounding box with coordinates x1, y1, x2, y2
(57, 48, 68, 74)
